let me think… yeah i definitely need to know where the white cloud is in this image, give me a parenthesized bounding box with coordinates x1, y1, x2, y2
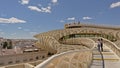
(67, 17, 75, 20)
(42, 6, 51, 13)
(28, 6, 51, 13)
(28, 6, 42, 12)
(20, 0, 29, 5)
(19, 0, 57, 13)
(110, 2, 120, 8)
(0, 17, 26, 24)
(52, 0, 58, 4)
(83, 16, 92, 20)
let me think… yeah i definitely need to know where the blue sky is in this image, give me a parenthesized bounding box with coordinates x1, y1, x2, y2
(0, 0, 120, 39)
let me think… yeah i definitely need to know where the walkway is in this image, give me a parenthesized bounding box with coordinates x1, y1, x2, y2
(91, 44, 120, 68)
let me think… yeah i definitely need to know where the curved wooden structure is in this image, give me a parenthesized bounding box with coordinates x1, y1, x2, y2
(34, 22, 120, 68)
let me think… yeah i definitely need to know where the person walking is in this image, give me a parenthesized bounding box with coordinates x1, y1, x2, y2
(97, 39, 101, 51)
(100, 38, 103, 52)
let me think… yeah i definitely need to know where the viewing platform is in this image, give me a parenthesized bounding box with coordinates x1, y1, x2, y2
(64, 22, 120, 30)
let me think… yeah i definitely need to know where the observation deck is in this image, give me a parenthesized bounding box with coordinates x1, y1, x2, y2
(64, 22, 120, 30)
(1, 23, 120, 68)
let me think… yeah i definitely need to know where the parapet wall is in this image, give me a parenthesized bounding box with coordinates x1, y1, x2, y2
(0, 51, 47, 67)
(35, 50, 92, 68)
(103, 38, 120, 58)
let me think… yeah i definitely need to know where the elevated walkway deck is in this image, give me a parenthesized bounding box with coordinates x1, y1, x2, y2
(91, 44, 120, 68)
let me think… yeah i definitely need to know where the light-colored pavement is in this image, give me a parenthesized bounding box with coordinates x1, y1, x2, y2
(91, 45, 120, 68)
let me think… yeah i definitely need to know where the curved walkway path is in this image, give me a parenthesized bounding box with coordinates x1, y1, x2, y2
(91, 43, 120, 68)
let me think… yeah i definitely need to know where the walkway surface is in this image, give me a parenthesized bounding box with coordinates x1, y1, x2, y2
(90, 44, 120, 68)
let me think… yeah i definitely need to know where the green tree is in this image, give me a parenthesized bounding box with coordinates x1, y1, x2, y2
(3, 41, 8, 49)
